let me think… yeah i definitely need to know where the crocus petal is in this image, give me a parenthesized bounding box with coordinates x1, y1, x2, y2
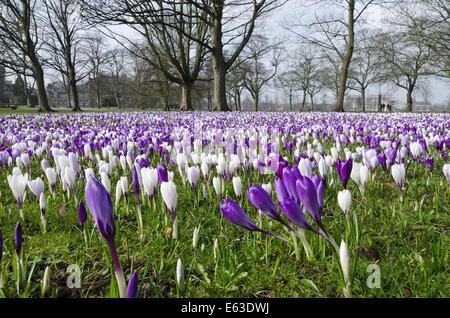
(126, 270, 138, 298)
(85, 175, 115, 241)
(278, 196, 314, 232)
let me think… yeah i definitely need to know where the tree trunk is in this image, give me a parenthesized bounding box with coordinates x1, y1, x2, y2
(32, 62, 52, 113)
(361, 88, 366, 112)
(23, 76, 31, 107)
(161, 95, 169, 111)
(253, 91, 259, 112)
(237, 92, 241, 111)
(406, 87, 413, 112)
(96, 76, 101, 108)
(70, 80, 81, 112)
(211, 56, 229, 111)
(335, 0, 355, 112)
(301, 90, 307, 111)
(180, 82, 194, 111)
(289, 92, 293, 112)
(210, 9, 230, 112)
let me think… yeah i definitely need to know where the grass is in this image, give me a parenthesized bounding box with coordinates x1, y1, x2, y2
(0, 113, 448, 298)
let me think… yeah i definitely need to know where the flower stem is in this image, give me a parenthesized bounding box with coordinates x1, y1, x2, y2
(107, 240, 126, 298)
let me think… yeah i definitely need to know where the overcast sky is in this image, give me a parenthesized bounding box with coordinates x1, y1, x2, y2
(263, 0, 450, 106)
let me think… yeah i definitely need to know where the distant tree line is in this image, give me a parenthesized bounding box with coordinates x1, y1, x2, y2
(0, 0, 447, 113)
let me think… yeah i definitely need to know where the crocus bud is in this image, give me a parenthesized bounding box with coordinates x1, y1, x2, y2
(101, 172, 111, 195)
(132, 164, 140, 205)
(15, 221, 22, 255)
(336, 158, 353, 189)
(115, 180, 122, 208)
(120, 176, 129, 202)
(192, 226, 200, 249)
(78, 200, 87, 227)
(213, 177, 221, 200)
(187, 166, 200, 191)
(232, 176, 242, 200)
(298, 158, 312, 178)
(28, 177, 45, 199)
(246, 184, 284, 224)
(126, 271, 138, 298)
(39, 193, 46, 215)
(84, 175, 126, 298)
(42, 266, 51, 296)
(221, 199, 267, 233)
(391, 163, 406, 195)
(84, 175, 115, 242)
(161, 181, 177, 223)
(64, 166, 76, 192)
(359, 165, 369, 190)
(176, 258, 184, 295)
(443, 163, 450, 188)
(318, 158, 327, 180)
(157, 163, 168, 183)
(7, 172, 28, 209)
(337, 190, 351, 216)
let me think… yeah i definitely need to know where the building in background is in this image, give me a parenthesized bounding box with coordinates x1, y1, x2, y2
(344, 94, 395, 112)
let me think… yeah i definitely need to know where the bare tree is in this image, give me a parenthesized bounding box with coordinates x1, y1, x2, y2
(226, 57, 246, 111)
(105, 48, 127, 109)
(291, 48, 322, 111)
(0, 0, 52, 112)
(80, 0, 287, 111)
(241, 35, 281, 111)
(276, 70, 298, 111)
(286, 0, 385, 112)
(376, 31, 435, 112)
(347, 29, 384, 112)
(80, 1, 209, 111)
(43, 0, 89, 111)
(395, 0, 449, 78)
(85, 35, 108, 108)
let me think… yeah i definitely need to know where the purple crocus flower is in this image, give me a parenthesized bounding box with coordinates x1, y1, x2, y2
(78, 200, 87, 228)
(157, 163, 168, 183)
(278, 196, 316, 233)
(84, 175, 127, 298)
(84, 175, 115, 242)
(377, 153, 387, 171)
(282, 166, 302, 204)
(335, 158, 353, 189)
(15, 221, 22, 255)
(132, 164, 140, 207)
(126, 270, 138, 298)
(220, 199, 277, 237)
(246, 184, 291, 229)
(274, 177, 289, 203)
(387, 149, 397, 165)
(425, 157, 434, 172)
(296, 177, 327, 234)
